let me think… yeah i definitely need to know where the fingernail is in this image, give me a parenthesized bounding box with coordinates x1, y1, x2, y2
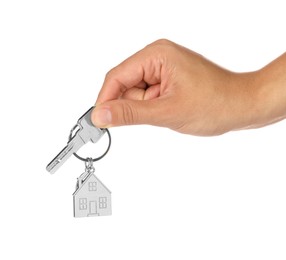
(92, 108, 112, 127)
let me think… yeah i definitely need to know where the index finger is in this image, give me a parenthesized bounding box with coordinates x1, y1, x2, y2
(96, 46, 162, 105)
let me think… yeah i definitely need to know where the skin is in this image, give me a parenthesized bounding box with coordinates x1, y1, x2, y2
(91, 39, 286, 136)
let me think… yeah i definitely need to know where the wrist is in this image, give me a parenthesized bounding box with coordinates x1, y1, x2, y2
(255, 71, 286, 126)
(232, 65, 286, 131)
(221, 71, 263, 132)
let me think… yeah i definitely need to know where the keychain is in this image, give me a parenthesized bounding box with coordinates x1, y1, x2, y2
(73, 158, 111, 217)
(46, 107, 112, 218)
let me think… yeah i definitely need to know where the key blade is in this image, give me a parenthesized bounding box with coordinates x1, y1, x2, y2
(46, 135, 85, 174)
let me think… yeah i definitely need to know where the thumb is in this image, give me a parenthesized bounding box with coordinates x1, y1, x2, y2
(91, 99, 165, 128)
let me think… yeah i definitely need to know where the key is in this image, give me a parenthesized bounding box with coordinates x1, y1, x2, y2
(46, 107, 105, 174)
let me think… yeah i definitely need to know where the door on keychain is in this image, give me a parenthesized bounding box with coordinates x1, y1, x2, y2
(89, 201, 98, 216)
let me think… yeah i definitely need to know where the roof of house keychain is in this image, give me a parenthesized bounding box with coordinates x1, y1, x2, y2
(46, 107, 112, 217)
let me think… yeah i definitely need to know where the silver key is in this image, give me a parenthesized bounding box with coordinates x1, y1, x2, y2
(46, 107, 105, 174)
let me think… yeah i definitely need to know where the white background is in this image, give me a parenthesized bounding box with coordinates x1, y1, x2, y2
(0, 0, 286, 259)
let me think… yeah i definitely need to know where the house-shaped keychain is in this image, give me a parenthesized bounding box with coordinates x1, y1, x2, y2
(73, 172, 111, 217)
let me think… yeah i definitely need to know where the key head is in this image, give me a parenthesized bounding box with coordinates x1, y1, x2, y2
(77, 107, 106, 144)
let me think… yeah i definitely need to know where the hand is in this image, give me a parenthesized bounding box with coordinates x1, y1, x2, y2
(91, 39, 286, 136)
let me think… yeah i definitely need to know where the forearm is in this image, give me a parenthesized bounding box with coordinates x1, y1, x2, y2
(203, 52, 286, 133)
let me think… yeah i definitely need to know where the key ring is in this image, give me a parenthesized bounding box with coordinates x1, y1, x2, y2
(68, 128, 111, 162)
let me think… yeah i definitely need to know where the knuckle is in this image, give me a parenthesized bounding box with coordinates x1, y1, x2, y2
(151, 38, 173, 47)
(105, 68, 116, 80)
(104, 68, 127, 95)
(121, 103, 137, 125)
(145, 39, 176, 59)
(105, 69, 113, 79)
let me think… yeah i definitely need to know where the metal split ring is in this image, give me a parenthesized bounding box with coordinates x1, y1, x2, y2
(68, 128, 111, 162)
